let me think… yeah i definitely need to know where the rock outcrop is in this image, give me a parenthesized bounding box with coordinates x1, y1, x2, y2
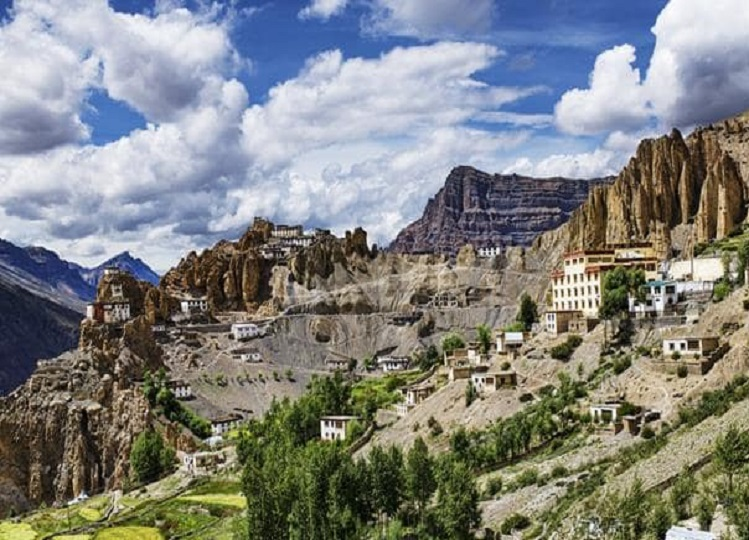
(161, 221, 375, 313)
(389, 167, 612, 255)
(555, 114, 749, 253)
(0, 316, 163, 515)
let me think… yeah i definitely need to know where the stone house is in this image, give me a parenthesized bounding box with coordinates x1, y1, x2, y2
(662, 336, 719, 359)
(210, 414, 243, 436)
(167, 379, 193, 399)
(320, 415, 359, 441)
(377, 355, 410, 372)
(232, 322, 261, 340)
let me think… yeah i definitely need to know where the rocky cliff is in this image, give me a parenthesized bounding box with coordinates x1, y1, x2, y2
(80, 251, 160, 287)
(160, 221, 375, 314)
(0, 316, 163, 515)
(547, 112, 749, 254)
(389, 167, 611, 255)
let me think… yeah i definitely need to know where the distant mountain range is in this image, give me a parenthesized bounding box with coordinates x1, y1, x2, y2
(0, 240, 160, 395)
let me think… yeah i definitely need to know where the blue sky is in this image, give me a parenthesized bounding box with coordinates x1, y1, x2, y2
(0, 0, 746, 270)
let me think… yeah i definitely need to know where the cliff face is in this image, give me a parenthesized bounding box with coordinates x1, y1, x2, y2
(0, 316, 162, 515)
(389, 167, 611, 255)
(160, 222, 374, 314)
(556, 114, 749, 253)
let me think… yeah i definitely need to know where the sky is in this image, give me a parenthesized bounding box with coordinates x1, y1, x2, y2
(0, 0, 748, 272)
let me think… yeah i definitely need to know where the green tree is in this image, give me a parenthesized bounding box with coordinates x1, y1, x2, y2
(722, 250, 734, 282)
(465, 381, 478, 407)
(646, 498, 672, 539)
(738, 240, 749, 285)
(476, 324, 492, 354)
(696, 494, 716, 531)
(435, 457, 481, 539)
(369, 445, 404, 525)
(441, 333, 466, 356)
(714, 425, 749, 494)
(670, 469, 695, 520)
(516, 292, 538, 331)
(599, 267, 645, 344)
(405, 437, 436, 524)
(129, 430, 174, 484)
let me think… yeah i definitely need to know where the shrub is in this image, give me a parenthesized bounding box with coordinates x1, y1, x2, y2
(713, 281, 731, 302)
(501, 513, 531, 535)
(515, 468, 539, 488)
(519, 392, 534, 403)
(550, 342, 573, 361)
(551, 465, 569, 479)
(567, 334, 583, 348)
(612, 355, 632, 375)
(743, 299, 749, 311)
(484, 476, 503, 499)
(465, 381, 478, 407)
(427, 416, 443, 437)
(641, 426, 656, 439)
(636, 345, 651, 357)
(672, 351, 681, 361)
(677, 365, 689, 378)
(501, 361, 511, 371)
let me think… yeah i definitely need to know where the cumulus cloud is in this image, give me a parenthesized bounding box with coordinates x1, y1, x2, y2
(299, 0, 349, 21)
(554, 0, 749, 135)
(242, 42, 537, 167)
(364, 0, 495, 40)
(0, 1, 539, 268)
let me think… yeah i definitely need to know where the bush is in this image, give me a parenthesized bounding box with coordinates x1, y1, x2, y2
(484, 476, 503, 499)
(427, 416, 443, 437)
(501, 513, 531, 535)
(677, 365, 689, 378)
(636, 345, 651, 357)
(500, 361, 511, 371)
(743, 299, 749, 311)
(551, 465, 569, 479)
(567, 334, 583, 348)
(465, 381, 478, 407)
(515, 468, 539, 489)
(612, 355, 632, 375)
(550, 334, 584, 361)
(519, 392, 534, 403)
(671, 351, 681, 360)
(713, 281, 731, 302)
(641, 425, 656, 439)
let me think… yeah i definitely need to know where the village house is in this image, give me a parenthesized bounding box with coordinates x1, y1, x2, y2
(662, 336, 719, 358)
(466, 342, 484, 365)
(444, 347, 470, 367)
(86, 300, 131, 324)
(550, 246, 659, 317)
(182, 450, 227, 475)
(167, 379, 193, 399)
(396, 383, 435, 416)
(449, 365, 472, 382)
(210, 414, 243, 436)
(629, 280, 680, 317)
(320, 415, 358, 441)
(180, 296, 208, 314)
(103, 266, 122, 277)
(326, 357, 350, 371)
(233, 347, 263, 363)
(477, 246, 502, 258)
(495, 331, 527, 354)
(377, 355, 410, 372)
(232, 322, 261, 340)
(471, 368, 518, 394)
(665, 526, 715, 540)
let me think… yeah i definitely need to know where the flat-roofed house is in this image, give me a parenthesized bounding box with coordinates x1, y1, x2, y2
(662, 336, 719, 358)
(320, 415, 359, 441)
(232, 322, 261, 340)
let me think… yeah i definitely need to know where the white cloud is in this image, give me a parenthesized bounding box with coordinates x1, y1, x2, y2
(241, 42, 537, 167)
(299, 0, 349, 21)
(364, 0, 495, 40)
(554, 0, 749, 135)
(0, 2, 538, 268)
(555, 44, 650, 135)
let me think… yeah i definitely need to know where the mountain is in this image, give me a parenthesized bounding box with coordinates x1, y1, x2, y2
(0, 274, 80, 395)
(0, 239, 95, 308)
(389, 167, 613, 255)
(533, 110, 749, 257)
(80, 251, 160, 287)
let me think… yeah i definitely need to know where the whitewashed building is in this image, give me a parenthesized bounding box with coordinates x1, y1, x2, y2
(495, 331, 526, 354)
(86, 301, 131, 324)
(232, 322, 261, 340)
(210, 414, 242, 436)
(477, 246, 502, 258)
(377, 355, 410, 372)
(665, 526, 715, 540)
(629, 280, 680, 317)
(180, 297, 208, 314)
(662, 336, 719, 358)
(320, 415, 358, 441)
(167, 380, 193, 399)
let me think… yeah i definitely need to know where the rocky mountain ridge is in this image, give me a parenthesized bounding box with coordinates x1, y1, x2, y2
(534, 111, 749, 256)
(389, 168, 612, 255)
(79, 251, 161, 288)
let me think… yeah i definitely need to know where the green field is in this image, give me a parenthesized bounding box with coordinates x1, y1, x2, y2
(178, 494, 246, 508)
(0, 522, 36, 540)
(94, 526, 162, 539)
